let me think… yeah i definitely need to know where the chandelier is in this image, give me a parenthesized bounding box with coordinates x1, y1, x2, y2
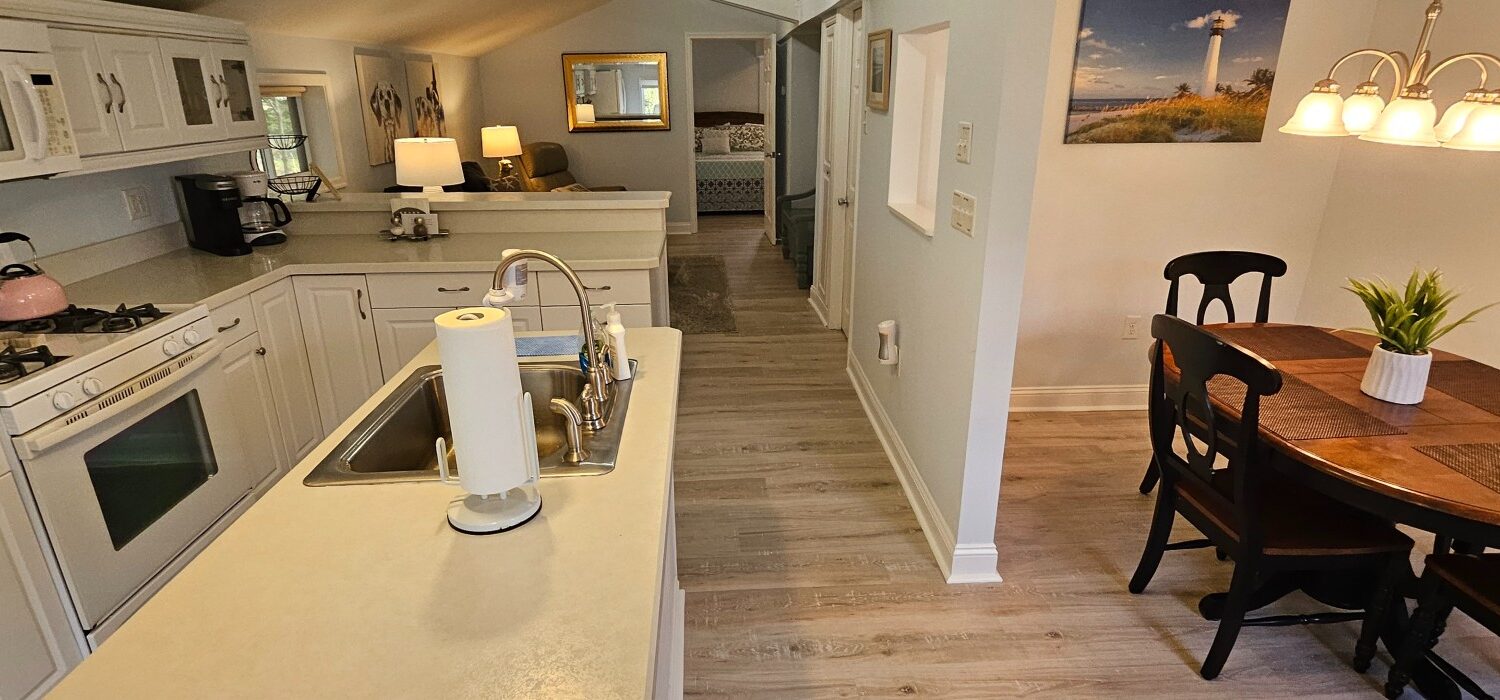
(1280, 0, 1500, 150)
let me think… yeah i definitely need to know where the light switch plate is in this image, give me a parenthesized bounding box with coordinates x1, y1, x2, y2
(122, 186, 152, 221)
(951, 191, 977, 236)
(956, 121, 974, 164)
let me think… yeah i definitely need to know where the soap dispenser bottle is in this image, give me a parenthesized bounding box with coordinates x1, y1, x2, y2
(603, 303, 632, 380)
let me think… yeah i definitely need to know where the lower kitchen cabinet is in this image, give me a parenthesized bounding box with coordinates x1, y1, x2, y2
(0, 472, 83, 700)
(542, 304, 653, 331)
(293, 275, 385, 431)
(250, 279, 324, 461)
(221, 334, 289, 495)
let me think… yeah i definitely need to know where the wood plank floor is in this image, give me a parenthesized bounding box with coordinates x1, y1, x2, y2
(669, 216, 1500, 698)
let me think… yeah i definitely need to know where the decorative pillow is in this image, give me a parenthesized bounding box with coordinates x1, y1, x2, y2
(694, 127, 707, 152)
(701, 129, 732, 155)
(552, 183, 591, 192)
(727, 123, 766, 152)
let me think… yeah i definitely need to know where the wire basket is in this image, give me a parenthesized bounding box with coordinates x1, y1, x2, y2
(268, 174, 322, 201)
(266, 134, 307, 150)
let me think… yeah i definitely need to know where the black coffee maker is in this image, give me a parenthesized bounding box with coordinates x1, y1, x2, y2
(174, 174, 253, 257)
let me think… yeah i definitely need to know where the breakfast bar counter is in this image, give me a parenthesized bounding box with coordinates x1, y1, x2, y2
(48, 328, 684, 699)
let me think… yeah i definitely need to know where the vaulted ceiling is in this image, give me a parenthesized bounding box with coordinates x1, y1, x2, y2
(118, 0, 613, 57)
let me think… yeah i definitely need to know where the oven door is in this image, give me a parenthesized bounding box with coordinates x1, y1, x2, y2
(12, 339, 252, 630)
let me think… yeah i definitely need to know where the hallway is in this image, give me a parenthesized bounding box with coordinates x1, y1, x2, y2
(669, 217, 1499, 698)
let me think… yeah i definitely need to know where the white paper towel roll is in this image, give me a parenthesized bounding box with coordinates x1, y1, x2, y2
(435, 307, 538, 496)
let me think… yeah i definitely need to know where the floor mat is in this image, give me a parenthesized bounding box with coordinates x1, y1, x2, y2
(669, 255, 737, 334)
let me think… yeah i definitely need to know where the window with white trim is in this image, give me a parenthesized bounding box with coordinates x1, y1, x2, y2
(255, 87, 310, 177)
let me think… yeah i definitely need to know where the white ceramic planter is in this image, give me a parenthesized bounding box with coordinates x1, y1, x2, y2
(1360, 345, 1433, 405)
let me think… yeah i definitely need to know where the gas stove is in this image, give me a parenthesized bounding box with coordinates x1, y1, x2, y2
(0, 303, 169, 335)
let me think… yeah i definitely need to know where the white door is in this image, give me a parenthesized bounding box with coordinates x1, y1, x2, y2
(372, 307, 448, 381)
(839, 7, 866, 332)
(293, 275, 385, 431)
(46, 30, 123, 156)
(158, 38, 226, 143)
(0, 472, 83, 700)
(221, 334, 288, 494)
(811, 8, 860, 332)
(250, 279, 323, 461)
(760, 36, 778, 237)
(212, 42, 266, 140)
(93, 33, 178, 150)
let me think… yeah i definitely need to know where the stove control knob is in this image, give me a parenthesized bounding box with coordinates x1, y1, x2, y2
(81, 377, 104, 397)
(183, 329, 202, 345)
(52, 391, 74, 411)
(162, 339, 182, 356)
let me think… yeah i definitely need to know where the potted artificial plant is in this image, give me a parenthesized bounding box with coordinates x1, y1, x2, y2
(1346, 269, 1494, 405)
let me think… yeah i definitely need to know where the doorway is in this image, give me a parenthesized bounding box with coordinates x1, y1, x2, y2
(685, 34, 778, 237)
(810, 3, 864, 332)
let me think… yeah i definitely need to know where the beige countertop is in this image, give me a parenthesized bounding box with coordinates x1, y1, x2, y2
(62, 230, 667, 309)
(50, 328, 683, 699)
(288, 191, 672, 213)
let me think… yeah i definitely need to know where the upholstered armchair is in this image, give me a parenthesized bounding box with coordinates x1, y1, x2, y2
(517, 142, 626, 192)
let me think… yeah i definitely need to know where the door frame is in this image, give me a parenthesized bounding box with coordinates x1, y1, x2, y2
(683, 32, 779, 235)
(810, 2, 863, 331)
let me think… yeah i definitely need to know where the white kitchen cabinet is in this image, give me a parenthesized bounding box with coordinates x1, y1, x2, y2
(159, 39, 265, 143)
(250, 279, 324, 461)
(293, 276, 384, 430)
(92, 33, 179, 151)
(372, 308, 445, 381)
(221, 333, 288, 495)
(542, 304, 652, 331)
(47, 29, 124, 156)
(0, 471, 83, 700)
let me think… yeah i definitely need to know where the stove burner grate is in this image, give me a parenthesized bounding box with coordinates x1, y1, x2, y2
(0, 344, 59, 384)
(0, 304, 168, 334)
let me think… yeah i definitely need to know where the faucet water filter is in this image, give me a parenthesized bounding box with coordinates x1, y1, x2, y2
(433, 306, 542, 534)
(484, 248, 529, 307)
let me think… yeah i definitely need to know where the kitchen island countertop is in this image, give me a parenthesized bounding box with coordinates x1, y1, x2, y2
(48, 328, 683, 699)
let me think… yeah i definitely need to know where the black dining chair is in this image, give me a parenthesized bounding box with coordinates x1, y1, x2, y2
(1130, 315, 1414, 680)
(1363, 553, 1500, 699)
(1139, 251, 1289, 495)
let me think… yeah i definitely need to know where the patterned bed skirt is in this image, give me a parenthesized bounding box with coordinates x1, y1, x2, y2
(697, 156, 764, 213)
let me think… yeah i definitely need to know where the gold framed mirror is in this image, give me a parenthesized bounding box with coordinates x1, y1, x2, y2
(562, 52, 670, 132)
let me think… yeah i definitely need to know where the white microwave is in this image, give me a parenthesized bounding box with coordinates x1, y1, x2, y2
(0, 20, 79, 181)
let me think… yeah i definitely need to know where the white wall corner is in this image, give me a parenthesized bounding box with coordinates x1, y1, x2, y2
(847, 350, 1002, 584)
(1009, 384, 1149, 413)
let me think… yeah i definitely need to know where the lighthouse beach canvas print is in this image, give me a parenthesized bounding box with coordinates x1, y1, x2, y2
(1066, 0, 1292, 144)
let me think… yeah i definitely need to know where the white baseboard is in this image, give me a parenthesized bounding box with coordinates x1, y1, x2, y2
(847, 349, 1002, 584)
(667, 221, 696, 235)
(808, 288, 831, 328)
(1009, 384, 1148, 413)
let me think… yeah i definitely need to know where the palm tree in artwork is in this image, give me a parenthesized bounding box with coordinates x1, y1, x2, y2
(1174, 82, 1194, 98)
(1244, 68, 1276, 97)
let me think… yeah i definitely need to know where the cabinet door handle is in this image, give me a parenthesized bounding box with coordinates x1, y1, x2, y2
(356, 289, 367, 320)
(216, 317, 242, 333)
(95, 73, 112, 114)
(584, 284, 612, 292)
(437, 286, 471, 293)
(109, 74, 126, 111)
(255, 347, 267, 356)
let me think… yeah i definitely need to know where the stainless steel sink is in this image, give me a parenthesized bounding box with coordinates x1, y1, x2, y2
(303, 362, 634, 486)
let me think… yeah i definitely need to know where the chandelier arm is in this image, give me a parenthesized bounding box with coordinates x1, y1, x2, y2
(1328, 49, 1408, 97)
(1423, 53, 1500, 89)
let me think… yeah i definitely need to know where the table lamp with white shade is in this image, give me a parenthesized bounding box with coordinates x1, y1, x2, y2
(395, 137, 463, 193)
(482, 125, 522, 176)
(575, 103, 596, 124)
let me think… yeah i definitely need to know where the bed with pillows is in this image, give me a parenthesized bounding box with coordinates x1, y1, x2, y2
(695, 111, 766, 213)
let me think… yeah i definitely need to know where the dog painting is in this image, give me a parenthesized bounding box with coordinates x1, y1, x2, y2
(406, 59, 447, 138)
(355, 52, 412, 165)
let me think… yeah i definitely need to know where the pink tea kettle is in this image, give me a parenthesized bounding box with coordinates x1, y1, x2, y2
(0, 232, 68, 322)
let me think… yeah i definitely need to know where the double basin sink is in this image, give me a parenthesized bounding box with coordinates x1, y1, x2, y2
(303, 362, 633, 486)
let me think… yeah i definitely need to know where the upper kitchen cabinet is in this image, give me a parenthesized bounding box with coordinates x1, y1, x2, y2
(17, 0, 267, 175)
(159, 39, 265, 143)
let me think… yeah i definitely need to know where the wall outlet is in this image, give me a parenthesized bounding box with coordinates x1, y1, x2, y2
(951, 191, 977, 236)
(122, 187, 152, 221)
(1122, 315, 1143, 340)
(956, 121, 973, 164)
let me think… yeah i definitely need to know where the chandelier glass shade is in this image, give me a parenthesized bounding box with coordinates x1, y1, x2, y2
(1279, 1, 1500, 151)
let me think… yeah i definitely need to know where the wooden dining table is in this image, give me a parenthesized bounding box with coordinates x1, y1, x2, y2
(1184, 323, 1500, 699)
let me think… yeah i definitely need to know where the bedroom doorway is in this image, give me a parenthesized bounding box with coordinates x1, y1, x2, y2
(685, 34, 778, 238)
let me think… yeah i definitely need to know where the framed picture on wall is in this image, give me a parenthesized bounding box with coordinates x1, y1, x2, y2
(1064, 0, 1292, 144)
(354, 50, 412, 165)
(866, 29, 893, 111)
(405, 57, 447, 138)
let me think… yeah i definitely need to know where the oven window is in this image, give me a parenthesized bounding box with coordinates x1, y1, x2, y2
(84, 390, 220, 550)
(0, 96, 13, 153)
